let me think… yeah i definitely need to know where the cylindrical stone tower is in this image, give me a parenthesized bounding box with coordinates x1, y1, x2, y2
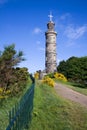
(45, 14, 57, 73)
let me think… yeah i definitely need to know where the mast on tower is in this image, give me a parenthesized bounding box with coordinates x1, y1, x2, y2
(48, 12, 53, 22)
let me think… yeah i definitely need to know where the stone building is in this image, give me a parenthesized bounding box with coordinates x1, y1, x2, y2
(45, 13, 57, 73)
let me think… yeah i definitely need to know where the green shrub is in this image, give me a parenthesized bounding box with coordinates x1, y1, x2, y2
(46, 73, 54, 78)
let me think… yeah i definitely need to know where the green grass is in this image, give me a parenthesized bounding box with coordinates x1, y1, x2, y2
(0, 81, 32, 130)
(55, 79, 87, 96)
(29, 81, 87, 130)
(1, 80, 87, 130)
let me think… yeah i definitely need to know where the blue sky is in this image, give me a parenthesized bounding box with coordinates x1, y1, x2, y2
(0, 0, 87, 73)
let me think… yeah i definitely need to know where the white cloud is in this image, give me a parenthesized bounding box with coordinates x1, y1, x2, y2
(33, 27, 42, 34)
(55, 13, 87, 47)
(64, 24, 87, 40)
(60, 13, 71, 20)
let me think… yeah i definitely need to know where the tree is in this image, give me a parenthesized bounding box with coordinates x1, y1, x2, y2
(57, 56, 87, 87)
(57, 60, 67, 77)
(10, 67, 29, 95)
(0, 44, 25, 90)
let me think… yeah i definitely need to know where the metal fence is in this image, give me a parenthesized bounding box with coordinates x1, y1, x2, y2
(6, 83, 35, 130)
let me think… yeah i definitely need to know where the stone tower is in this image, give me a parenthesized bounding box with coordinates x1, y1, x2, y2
(45, 13, 57, 73)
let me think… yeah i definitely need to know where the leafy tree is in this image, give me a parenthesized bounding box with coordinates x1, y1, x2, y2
(10, 67, 29, 95)
(57, 56, 87, 87)
(57, 60, 67, 77)
(0, 44, 25, 90)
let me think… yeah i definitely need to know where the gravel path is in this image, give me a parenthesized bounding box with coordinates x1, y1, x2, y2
(55, 83, 87, 108)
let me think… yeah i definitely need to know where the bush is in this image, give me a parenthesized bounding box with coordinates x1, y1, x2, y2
(57, 56, 87, 87)
(54, 72, 67, 82)
(0, 87, 11, 99)
(34, 72, 39, 79)
(46, 73, 54, 78)
(42, 76, 55, 87)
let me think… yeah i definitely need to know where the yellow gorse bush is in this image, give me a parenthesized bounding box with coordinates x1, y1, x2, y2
(34, 72, 39, 79)
(54, 72, 67, 82)
(0, 87, 11, 99)
(42, 76, 55, 87)
(0, 88, 3, 93)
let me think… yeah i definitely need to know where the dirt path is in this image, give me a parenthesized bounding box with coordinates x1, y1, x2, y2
(55, 83, 87, 108)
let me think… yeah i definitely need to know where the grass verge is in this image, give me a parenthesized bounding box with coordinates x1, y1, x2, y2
(29, 81, 87, 130)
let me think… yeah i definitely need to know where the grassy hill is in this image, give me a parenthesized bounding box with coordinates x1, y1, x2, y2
(29, 81, 87, 130)
(0, 80, 87, 130)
